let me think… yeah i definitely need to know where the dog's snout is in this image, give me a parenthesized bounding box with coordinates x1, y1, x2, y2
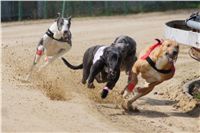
(173, 50, 178, 55)
(109, 69, 115, 76)
(64, 30, 68, 34)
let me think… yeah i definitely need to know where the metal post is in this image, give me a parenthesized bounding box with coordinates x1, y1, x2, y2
(123, 1, 128, 15)
(66, 1, 73, 16)
(104, 1, 109, 16)
(18, 1, 22, 21)
(44, 1, 47, 19)
(37, 1, 44, 19)
(88, 1, 93, 16)
(62, 1, 66, 17)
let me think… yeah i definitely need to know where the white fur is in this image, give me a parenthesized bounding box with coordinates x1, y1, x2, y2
(61, 20, 69, 32)
(93, 46, 108, 64)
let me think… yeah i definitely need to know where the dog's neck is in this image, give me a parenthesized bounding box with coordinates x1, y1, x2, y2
(49, 22, 62, 39)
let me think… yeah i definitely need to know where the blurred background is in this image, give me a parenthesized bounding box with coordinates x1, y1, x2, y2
(1, 1, 200, 22)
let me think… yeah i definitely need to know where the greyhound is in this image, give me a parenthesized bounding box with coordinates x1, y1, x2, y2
(112, 35, 137, 82)
(61, 35, 137, 98)
(26, 13, 72, 81)
(62, 45, 122, 98)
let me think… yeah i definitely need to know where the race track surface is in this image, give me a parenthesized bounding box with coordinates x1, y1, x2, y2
(2, 10, 200, 132)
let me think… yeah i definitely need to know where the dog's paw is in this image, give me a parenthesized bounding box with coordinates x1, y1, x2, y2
(101, 88, 109, 99)
(122, 101, 140, 113)
(82, 80, 86, 84)
(128, 105, 140, 113)
(122, 90, 132, 99)
(87, 83, 95, 88)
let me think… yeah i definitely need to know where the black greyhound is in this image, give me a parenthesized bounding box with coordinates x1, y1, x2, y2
(62, 45, 122, 98)
(112, 35, 137, 79)
(62, 35, 137, 98)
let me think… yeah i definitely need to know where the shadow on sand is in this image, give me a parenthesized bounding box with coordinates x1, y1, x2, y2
(105, 98, 199, 118)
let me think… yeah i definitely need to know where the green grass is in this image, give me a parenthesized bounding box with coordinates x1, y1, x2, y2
(194, 93, 200, 100)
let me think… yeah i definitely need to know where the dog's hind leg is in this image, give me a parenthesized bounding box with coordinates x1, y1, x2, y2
(82, 49, 93, 84)
(82, 61, 94, 84)
(122, 82, 161, 112)
(38, 49, 67, 72)
(82, 67, 90, 84)
(82, 59, 92, 84)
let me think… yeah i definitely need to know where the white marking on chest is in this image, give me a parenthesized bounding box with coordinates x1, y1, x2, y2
(93, 46, 108, 64)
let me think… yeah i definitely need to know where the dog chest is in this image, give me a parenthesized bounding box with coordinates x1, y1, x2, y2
(93, 46, 108, 64)
(43, 36, 71, 56)
(141, 68, 164, 83)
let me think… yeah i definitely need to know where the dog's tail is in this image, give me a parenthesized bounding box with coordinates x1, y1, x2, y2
(61, 57, 83, 70)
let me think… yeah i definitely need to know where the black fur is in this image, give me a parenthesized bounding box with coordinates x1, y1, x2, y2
(62, 57, 83, 69)
(62, 45, 121, 94)
(112, 35, 137, 74)
(62, 35, 137, 98)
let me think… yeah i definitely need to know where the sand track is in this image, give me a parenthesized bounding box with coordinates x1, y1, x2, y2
(2, 10, 200, 132)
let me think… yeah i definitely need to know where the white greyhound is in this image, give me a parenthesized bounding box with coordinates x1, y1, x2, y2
(26, 13, 72, 80)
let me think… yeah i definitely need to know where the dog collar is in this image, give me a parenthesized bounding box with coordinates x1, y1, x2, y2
(146, 56, 174, 74)
(46, 29, 71, 45)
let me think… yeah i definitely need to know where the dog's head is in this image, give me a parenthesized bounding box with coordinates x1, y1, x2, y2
(161, 40, 179, 63)
(156, 40, 179, 69)
(112, 42, 130, 58)
(50, 13, 72, 44)
(103, 47, 122, 79)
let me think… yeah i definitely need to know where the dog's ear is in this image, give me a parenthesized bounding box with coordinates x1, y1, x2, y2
(116, 46, 123, 55)
(57, 12, 61, 17)
(174, 43, 180, 63)
(111, 43, 115, 46)
(54, 12, 61, 22)
(55, 12, 61, 20)
(67, 16, 72, 21)
(155, 38, 164, 44)
(67, 16, 72, 28)
(56, 12, 64, 31)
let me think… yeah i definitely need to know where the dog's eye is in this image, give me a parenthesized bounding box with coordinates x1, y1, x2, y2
(167, 44, 170, 47)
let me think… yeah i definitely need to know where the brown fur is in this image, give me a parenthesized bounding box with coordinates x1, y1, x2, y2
(121, 39, 179, 112)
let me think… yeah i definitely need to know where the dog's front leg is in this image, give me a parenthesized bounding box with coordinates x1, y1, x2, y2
(101, 70, 120, 99)
(121, 70, 138, 99)
(87, 60, 104, 88)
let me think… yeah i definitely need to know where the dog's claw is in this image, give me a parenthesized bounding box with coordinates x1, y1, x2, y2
(101, 89, 109, 99)
(82, 80, 86, 84)
(128, 106, 140, 112)
(122, 101, 140, 113)
(87, 83, 95, 88)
